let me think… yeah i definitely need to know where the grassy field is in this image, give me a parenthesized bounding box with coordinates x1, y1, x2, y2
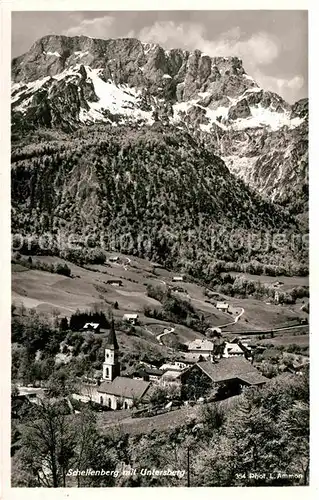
(96, 405, 200, 437)
(11, 263, 29, 272)
(12, 256, 163, 317)
(224, 297, 307, 332)
(12, 253, 309, 345)
(12, 255, 228, 329)
(259, 334, 309, 348)
(96, 395, 242, 437)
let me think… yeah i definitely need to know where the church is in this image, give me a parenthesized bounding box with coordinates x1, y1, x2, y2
(94, 321, 152, 410)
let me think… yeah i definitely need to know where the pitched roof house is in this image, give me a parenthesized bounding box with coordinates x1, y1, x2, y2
(123, 313, 139, 325)
(83, 322, 100, 332)
(109, 256, 119, 262)
(223, 342, 246, 357)
(216, 302, 229, 311)
(196, 357, 268, 386)
(97, 377, 151, 409)
(98, 377, 151, 399)
(132, 366, 164, 382)
(188, 339, 215, 359)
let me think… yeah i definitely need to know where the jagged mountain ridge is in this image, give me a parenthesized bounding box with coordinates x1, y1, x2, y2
(11, 34, 308, 209)
(12, 34, 302, 131)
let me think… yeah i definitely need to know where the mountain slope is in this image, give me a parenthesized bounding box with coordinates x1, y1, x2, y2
(200, 107, 308, 205)
(11, 35, 308, 210)
(11, 35, 308, 278)
(11, 125, 304, 275)
(11, 34, 304, 134)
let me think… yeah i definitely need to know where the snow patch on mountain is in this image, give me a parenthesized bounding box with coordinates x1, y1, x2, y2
(11, 58, 306, 134)
(172, 100, 197, 122)
(12, 76, 51, 98)
(142, 42, 157, 54)
(74, 51, 89, 58)
(11, 76, 52, 111)
(232, 106, 304, 132)
(81, 67, 153, 124)
(43, 51, 61, 57)
(244, 86, 262, 93)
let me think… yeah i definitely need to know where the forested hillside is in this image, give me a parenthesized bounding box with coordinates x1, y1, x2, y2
(12, 124, 307, 281)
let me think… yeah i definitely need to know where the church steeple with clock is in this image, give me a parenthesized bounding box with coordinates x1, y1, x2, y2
(102, 320, 120, 381)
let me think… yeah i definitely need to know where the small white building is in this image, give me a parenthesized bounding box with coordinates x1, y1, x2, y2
(159, 361, 187, 372)
(106, 279, 122, 287)
(83, 322, 100, 332)
(223, 342, 245, 358)
(223, 341, 252, 359)
(172, 276, 184, 282)
(216, 302, 229, 312)
(123, 313, 139, 325)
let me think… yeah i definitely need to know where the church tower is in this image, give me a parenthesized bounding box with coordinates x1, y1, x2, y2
(102, 320, 120, 381)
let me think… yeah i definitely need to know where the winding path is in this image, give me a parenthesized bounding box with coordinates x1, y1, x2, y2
(146, 276, 246, 342)
(156, 327, 175, 345)
(216, 307, 245, 329)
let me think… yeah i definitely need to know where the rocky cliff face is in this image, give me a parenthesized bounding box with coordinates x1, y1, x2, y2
(12, 35, 253, 98)
(202, 105, 308, 206)
(11, 35, 308, 209)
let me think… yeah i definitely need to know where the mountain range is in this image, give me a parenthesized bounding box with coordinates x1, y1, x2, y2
(11, 35, 308, 275)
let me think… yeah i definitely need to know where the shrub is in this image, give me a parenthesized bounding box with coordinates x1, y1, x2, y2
(54, 262, 71, 277)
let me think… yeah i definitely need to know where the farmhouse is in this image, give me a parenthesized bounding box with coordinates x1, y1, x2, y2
(123, 313, 139, 325)
(82, 322, 100, 332)
(106, 279, 122, 286)
(188, 339, 215, 359)
(159, 361, 188, 372)
(132, 366, 164, 382)
(216, 302, 229, 312)
(196, 357, 267, 386)
(183, 357, 268, 399)
(223, 342, 246, 358)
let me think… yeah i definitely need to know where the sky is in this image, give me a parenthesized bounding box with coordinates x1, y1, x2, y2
(11, 10, 308, 103)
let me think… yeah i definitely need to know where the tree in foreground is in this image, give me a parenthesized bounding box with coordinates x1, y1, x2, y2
(11, 399, 117, 487)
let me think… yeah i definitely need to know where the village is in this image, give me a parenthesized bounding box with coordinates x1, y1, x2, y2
(15, 319, 268, 415)
(12, 252, 309, 428)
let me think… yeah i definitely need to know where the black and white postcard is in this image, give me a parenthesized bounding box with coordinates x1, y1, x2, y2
(1, 0, 314, 496)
